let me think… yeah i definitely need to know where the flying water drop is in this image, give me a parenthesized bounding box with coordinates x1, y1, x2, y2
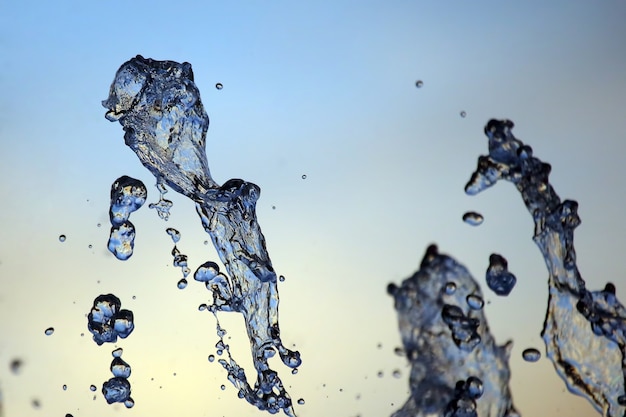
(87, 294, 134, 345)
(58, 234, 66, 242)
(485, 254, 517, 296)
(522, 348, 541, 362)
(415, 80, 424, 88)
(462, 211, 484, 226)
(215, 83, 223, 90)
(44, 327, 54, 336)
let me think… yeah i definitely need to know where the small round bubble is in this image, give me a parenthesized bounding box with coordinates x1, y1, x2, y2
(90, 384, 96, 392)
(45, 327, 54, 335)
(522, 348, 541, 362)
(466, 294, 484, 310)
(220, 384, 226, 390)
(62, 384, 67, 391)
(208, 354, 215, 362)
(301, 174, 307, 180)
(444, 282, 457, 295)
(59, 235, 66, 242)
(279, 275, 285, 282)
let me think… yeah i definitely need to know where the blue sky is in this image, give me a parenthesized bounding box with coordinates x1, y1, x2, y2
(1, 1, 626, 416)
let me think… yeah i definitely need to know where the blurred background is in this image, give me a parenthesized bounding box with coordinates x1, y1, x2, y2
(1, 1, 625, 416)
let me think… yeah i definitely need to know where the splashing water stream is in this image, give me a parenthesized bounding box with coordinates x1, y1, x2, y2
(102, 55, 301, 416)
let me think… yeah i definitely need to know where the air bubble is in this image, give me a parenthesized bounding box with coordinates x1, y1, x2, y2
(45, 327, 55, 335)
(522, 348, 541, 362)
(466, 294, 484, 310)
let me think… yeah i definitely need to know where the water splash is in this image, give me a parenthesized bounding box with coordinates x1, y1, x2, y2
(466, 119, 626, 416)
(103, 55, 300, 416)
(107, 176, 147, 260)
(388, 244, 517, 417)
(87, 294, 135, 345)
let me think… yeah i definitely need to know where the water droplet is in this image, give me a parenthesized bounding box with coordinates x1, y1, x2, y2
(111, 357, 132, 378)
(112, 348, 123, 357)
(279, 275, 285, 282)
(522, 348, 541, 362)
(32, 399, 40, 409)
(59, 235, 66, 242)
(45, 327, 55, 335)
(297, 398, 305, 405)
(194, 261, 220, 282)
(90, 384, 96, 392)
(460, 111, 467, 118)
(466, 294, 484, 310)
(208, 355, 215, 362)
(198, 303, 207, 311)
(291, 368, 298, 374)
(392, 369, 402, 378)
(10, 359, 24, 375)
(377, 371, 384, 378)
(220, 384, 226, 390)
(65, 414, 73, 417)
(444, 282, 457, 295)
(462, 211, 484, 226)
(132, 295, 136, 300)
(203, 240, 209, 245)
(102, 377, 131, 404)
(124, 398, 135, 408)
(177, 278, 188, 289)
(215, 83, 223, 90)
(166, 227, 181, 243)
(88, 244, 93, 249)
(62, 384, 67, 391)
(393, 347, 404, 356)
(415, 80, 424, 88)
(486, 254, 517, 296)
(272, 205, 276, 210)
(97, 223, 101, 227)
(301, 174, 307, 180)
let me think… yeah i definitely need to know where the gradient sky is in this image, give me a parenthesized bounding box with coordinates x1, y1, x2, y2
(1, 1, 626, 417)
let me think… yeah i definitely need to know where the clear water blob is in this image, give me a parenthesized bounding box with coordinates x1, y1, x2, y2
(90, 384, 96, 392)
(279, 275, 285, 282)
(87, 294, 135, 345)
(392, 369, 402, 378)
(220, 384, 226, 390)
(485, 254, 517, 296)
(297, 398, 305, 405)
(58, 234, 66, 242)
(194, 261, 220, 282)
(166, 227, 181, 243)
(102, 377, 132, 405)
(62, 384, 67, 391)
(108, 176, 147, 226)
(107, 221, 137, 261)
(124, 398, 135, 408)
(466, 119, 626, 416)
(466, 294, 484, 310)
(522, 348, 541, 362)
(104, 56, 302, 417)
(44, 327, 55, 336)
(462, 211, 484, 226)
(460, 111, 467, 118)
(388, 245, 517, 417)
(111, 357, 132, 378)
(215, 83, 223, 90)
(301, 174, 307, 179)
(208, 354, 215, 362)
(177, 278, 188, 289)
(415, 80, 424, 88)
(112, 347, 123, 357)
